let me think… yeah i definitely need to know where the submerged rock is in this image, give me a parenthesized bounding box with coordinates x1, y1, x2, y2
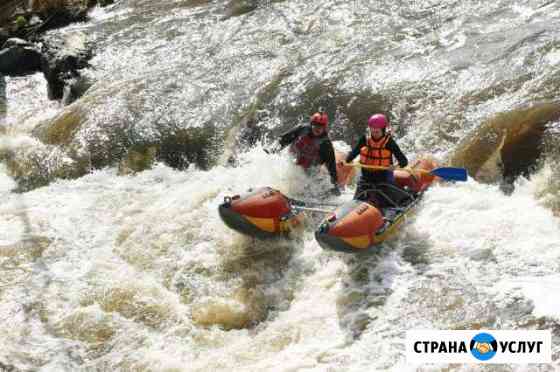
(191, 289, 266, 330)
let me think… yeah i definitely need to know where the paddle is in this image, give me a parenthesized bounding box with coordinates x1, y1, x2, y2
(289, 197, 339, 214)
(344, 162, 468, 182)
(292, 205, 334, 214)
(289, 198, 340, 208)
(428, 167, 468, 181)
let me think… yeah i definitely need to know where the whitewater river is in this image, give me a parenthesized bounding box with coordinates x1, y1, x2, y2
(1, 0, 560, 370)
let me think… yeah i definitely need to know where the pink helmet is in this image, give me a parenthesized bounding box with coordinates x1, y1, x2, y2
(368, 114, 388, 129)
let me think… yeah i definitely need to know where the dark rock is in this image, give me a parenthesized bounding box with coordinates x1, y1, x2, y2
(0, 32, 93, 101)
(224, 0, 259, 18)
(33, 8, 88, 34)
(86, 0, 115, 7)
(0, 360, 18, 372)
(62, 74, 93, 105)
(0, 28, 9, 47)
(223, 0, 284, 19)
(118, 145, 158, 175)
(0, 37, 42, 76)
(40, 32, 92, 100)
(157, 127, 218, 170)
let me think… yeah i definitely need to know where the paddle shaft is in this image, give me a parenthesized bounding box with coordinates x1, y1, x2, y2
(343, 162, 396, 171)
(344, 162, 468, 181)
(290, 198, 340, 207)
(293, 206, 333, 214)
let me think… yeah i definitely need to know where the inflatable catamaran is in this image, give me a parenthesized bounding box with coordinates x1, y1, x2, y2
(218, 159, 467, 252)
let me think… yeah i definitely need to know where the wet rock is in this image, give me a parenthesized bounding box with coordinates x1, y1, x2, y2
(40, 31, 92, 100)
(62, 74, 93, 105)
(219, 66, 290, 165)
(86, 0, 115, 7)
(32, 107, 84, 146)
(0, 27, 9, 47)
(3, 37, 32, 49)
(270, 81, 393, 145)
(0, 361, 18, 372)
(1, 140, 89, 192)
(0, 32, 92, 102)
(156, 127, 218, 170)
(224, 0, 260, 19)
(449, 102, 560, 184)
(118, 145, 158, 175)
(0, 37, 42, 76)
(25, 76, 222, 189)
(222, 0, 288, 20)
(30, 4, 88, 33)
(53, 307, 116, 344)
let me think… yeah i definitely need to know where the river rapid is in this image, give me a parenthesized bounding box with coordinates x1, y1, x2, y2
(1, 1, 560, 371)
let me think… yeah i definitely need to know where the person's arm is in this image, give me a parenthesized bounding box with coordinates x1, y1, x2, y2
(345, 136, 366, 163)
(320, 140, 338, 186)
(278, 125, 306, 149)
(387, 138, 408, 168)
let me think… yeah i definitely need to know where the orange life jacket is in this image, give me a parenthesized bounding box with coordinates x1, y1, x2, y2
(290, 132, 325, 169)
(359, 134, 393, 167)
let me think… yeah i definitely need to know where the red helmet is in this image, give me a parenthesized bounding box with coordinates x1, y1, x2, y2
(368, 114, 388, 129)
(310, 112, 328, 127)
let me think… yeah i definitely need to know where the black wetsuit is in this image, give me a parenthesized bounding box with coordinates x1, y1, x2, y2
(279, 125, 338, 186)
(346, 134, 408, 203)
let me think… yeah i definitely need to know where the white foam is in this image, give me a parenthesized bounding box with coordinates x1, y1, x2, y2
(0, 164, 15, 195)
(497, 276, 560, 320)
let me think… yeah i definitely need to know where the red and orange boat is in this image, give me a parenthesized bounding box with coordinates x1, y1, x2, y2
(314, 158, 439, 253)
(219, 186, 305, 239)
(218, 155, 354, 239)
(219, 158, 466, 251)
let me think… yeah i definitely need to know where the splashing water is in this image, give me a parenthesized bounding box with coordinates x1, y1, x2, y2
(1, 0, 560, 370)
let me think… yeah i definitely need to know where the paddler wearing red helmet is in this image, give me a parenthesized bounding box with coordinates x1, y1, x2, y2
(271, 111, 340, 196)
(343, 113, 408, 201)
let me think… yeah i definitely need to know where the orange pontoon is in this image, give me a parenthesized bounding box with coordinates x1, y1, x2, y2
(315, 159, 438, 252)
(219, 155, 354, 238)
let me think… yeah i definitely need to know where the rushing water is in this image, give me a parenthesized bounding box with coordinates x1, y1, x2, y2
(1, 0, 560, 370)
